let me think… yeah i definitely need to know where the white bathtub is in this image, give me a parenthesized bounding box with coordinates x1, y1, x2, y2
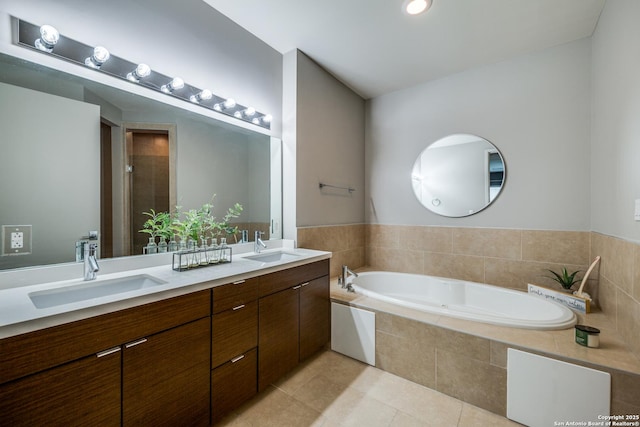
(350, 271, 576, 330)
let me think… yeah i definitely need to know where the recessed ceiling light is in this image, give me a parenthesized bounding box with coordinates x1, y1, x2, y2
(403, 0, 432, 16)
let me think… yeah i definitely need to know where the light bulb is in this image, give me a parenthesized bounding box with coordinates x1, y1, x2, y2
(189, 89, 212, 103)
(223, 98, 236, 109)
(234, 111, 242, 119)
(403, 0, 432, 15)
(262, 114, 273, 124)
(252, 118, 260, 125)
(214, 98, 236, 111)
(161, 77, 185, 93)
(34, 25, 59, 52)
(126, 63, 151, 82)
(85, 46, 110, 68)
(243, 107, 256, 117)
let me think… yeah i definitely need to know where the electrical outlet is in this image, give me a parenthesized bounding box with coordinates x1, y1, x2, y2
(2, 225, 32, 256)
(11, 232, 24, 249)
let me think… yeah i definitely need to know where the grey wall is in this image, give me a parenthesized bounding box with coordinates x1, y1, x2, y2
(591, 0, 640, 243)
(366, 39, 592, 231)
(294, 51, 365, 227)
(0, 0, 283, 137)
(0, 82, 99, 268)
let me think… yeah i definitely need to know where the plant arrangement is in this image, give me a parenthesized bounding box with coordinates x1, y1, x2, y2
(140, 196, 243, 251)
(546, 267, 582, 290)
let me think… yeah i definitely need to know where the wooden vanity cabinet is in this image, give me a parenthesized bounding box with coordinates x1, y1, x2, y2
(0, 346, 122, 426)
(123, 317, 211, 427)
(258, 260, 330, 391)
(0, 290, 211, 427)
(211, 278, 259, 424)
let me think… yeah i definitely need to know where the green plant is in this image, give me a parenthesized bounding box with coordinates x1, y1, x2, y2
(139, 209, 166, 239)
(164, 197, 243, 245)
(546, 267, 582, 290)
(213, 203, 243, 242)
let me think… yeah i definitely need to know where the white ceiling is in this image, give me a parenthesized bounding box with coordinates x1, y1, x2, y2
(202, 0, 605, 99)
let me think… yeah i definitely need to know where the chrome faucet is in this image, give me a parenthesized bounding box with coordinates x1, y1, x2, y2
(84, 242, 100, 281)
(254, 231, 267, 253)
(339, 265, 358, 292)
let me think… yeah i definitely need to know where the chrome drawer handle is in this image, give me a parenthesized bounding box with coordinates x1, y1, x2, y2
(125, 338, 148, 348)
(231, 354, 245, 363)
(96, 347, 121, 358)
(232, 304, 245, 311)
(301, 282, 310, 287)
(293, 285, 302, 290)
(233, 280, 246, 285)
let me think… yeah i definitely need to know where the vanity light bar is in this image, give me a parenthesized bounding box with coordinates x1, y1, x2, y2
(15, 19, 271, 130)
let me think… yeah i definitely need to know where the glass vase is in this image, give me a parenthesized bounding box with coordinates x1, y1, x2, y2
(145, 237, 158, 254)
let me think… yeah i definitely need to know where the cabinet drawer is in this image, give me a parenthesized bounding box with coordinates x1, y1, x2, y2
(212, 277, 259, 313)
(211, 348, 257, 425)
(0, 289, 211, 384)
(258, 259, 329, 297)
(212, 301, 258, 368)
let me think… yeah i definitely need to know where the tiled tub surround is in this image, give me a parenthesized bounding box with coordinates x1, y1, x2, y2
(299, 224, 640, 365)
(297, 224, 366, 278)
(331, 280, 640, 418)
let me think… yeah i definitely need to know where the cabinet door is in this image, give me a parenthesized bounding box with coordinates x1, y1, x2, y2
(123, 317, 210, 427)
(299, 275, 330, 361)
(0, 347, 121, 426)
(258, 287, 299, 391)
(211, 348, 257, 425)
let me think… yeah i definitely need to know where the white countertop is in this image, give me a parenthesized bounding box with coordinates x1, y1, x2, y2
(0, 242, 331, 338)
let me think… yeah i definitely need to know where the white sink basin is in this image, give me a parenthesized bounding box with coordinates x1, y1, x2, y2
(29, 274, 168, 309)
(244, 251, 301, 263)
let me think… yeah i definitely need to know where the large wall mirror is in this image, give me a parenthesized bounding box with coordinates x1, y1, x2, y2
(0, 53, 282, 270)
(411, 134, 505, 217)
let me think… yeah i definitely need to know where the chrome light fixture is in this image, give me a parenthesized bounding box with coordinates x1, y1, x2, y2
(34, 24, 59, 52)
(161, 77, 185, 93)
(189, 89, 213, 103)
(16, 18, 272, 129)
(84, 46, 110, 69)
(126, 63, 151, 82)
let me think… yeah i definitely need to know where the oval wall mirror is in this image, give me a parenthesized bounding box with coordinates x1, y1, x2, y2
(411, 134, 506, 217)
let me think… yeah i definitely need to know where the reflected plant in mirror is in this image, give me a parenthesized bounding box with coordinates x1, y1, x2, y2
(141, 197, 244, 255)
(411, 134, 506, 217)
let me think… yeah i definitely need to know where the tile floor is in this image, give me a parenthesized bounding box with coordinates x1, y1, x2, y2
(217, 350, 521, 426)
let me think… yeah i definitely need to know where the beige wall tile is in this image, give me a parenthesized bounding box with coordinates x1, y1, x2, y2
(435, 327, 491, 363)
(388, 315, 438, 341)
(375, 330, 436, 389)
(605, 237, 635, 296)
(522, 230, 590, 265)
(436, 349, 507, 415)
(423, 252, 484, 282)
(617, 293, 640, 357)
(367, 224, 400, 248)
(346, 224, 366, 249)
(368, 247, 424, 274)
(610, 370, 640, 410)
(453, 228, 522, 260)
(598, 276, 618, 323)
(399, 225, 452, 253)
(330, 247, 365, 278)
(297, 225, 347, 252)
(490, 341, 509, 368)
